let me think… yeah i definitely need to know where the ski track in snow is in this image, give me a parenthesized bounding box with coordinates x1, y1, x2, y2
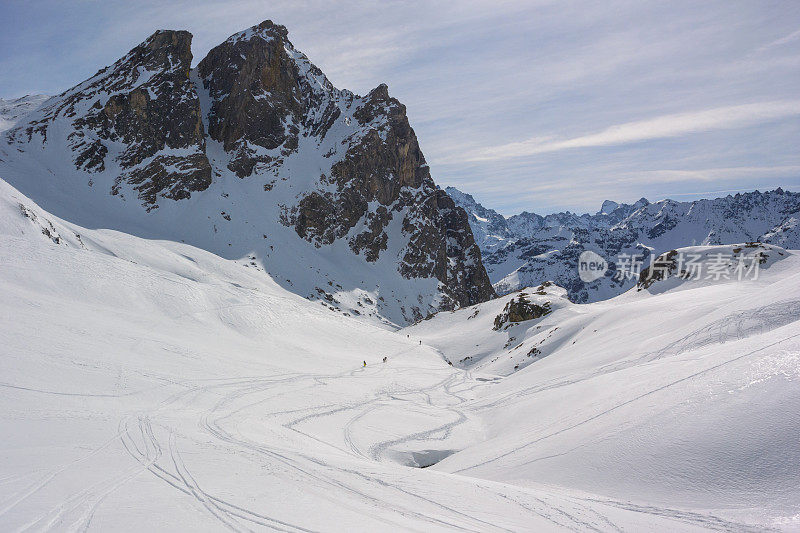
(1, 181, 798, 531)
(0, 362, 724, 531)
(2, 363, 770, 532)
(643, 299, 800, 361)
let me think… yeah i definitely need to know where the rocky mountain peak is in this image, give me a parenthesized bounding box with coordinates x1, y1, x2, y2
(367, 83, 390, 100)
(2, 20, 496, 325)
(598, 200, 619, 215)
(226, 19, 289, 44)
(74, 29, 196, 101)
(141, 29, 194, 67)
(197, 20, 339, 177)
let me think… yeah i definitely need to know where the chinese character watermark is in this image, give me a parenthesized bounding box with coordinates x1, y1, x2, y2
(579, 250, 763, 284)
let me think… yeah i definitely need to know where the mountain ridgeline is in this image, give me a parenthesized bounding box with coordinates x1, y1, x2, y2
(0, 21, 494, 325)
(447, 186, 800, 302)
(3, 19, 796, 320)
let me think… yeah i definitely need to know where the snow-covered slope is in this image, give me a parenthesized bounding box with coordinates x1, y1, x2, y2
(0, 95, 48, 132)
(406, 243, 800, 528)
(762, 215, 800, 249)
(5, 175, 786, 530)
(0, 22, 493, 327)
(448, 186, 800, 303)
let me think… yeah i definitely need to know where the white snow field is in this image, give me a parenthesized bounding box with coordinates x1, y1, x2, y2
(2, 174, 799, 532)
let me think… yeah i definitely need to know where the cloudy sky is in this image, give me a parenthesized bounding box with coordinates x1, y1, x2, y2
(1, 0, 798, 214)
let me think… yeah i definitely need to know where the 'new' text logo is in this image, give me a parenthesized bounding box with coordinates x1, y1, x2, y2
(578, 250, 608, 282)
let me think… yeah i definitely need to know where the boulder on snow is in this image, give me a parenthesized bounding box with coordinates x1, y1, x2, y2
(493, 292, 551, 330)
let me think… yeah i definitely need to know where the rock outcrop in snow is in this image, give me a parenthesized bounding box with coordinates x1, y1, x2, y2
(0, 21, 494, 325)
(492, 291, 552, 331)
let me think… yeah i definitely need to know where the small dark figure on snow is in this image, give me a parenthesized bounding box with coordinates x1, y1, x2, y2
(383, 356, 387, 363)
(362, 360, 366, 367)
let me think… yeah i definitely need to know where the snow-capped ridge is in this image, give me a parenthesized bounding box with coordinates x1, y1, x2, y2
(598, 199, 619, 215)
(225, 19, 289, 44)
(761, 215, 800, 249)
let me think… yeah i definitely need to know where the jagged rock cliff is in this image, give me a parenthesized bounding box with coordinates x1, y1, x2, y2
(5, 30, 210, 208)
(0, 20, 494, 325)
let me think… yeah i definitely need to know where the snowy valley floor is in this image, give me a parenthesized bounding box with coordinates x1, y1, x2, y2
(1, 178, 799, 532)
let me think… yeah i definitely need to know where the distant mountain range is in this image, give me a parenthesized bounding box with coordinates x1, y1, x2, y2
(447, 186, 800, 301)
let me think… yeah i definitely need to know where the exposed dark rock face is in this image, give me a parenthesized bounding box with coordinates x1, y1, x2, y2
(197, 20, 342, 178)
(290, 84, 426, 246)
(637, 249, 679, 290)
(123, 153, 212, 206)
(333, 85, 426, 202)
(292, 84, 495, 312)
(493, 293, 552, 330)
(427, 190, 495, 309)
(7, 30, 211, 207)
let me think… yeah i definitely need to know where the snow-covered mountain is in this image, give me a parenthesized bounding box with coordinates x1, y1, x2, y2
(3, 172, 799, 530)
(0, 21, 494, 326)
(447, 186, 800, 301)
(0, 94, 48, 132)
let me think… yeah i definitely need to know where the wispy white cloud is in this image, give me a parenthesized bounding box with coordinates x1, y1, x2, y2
(753, 27, 800, 54)
(616, 165, 800, 184)
(464, 101, 800, 162)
